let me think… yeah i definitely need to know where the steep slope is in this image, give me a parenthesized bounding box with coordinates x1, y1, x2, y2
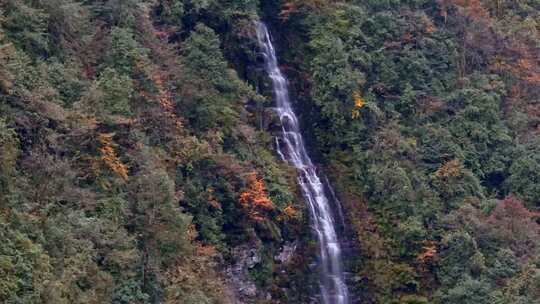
(267, 0, 539, 303)
(0, 1, 316, 303)
(1, 0, 539, 303)
(256, 21, 349, 303)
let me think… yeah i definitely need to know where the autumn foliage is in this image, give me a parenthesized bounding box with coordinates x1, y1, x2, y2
(439, 0, 540, 86)
(417, 241, 438, 264)
(351, 91, 365, 119)
(438, 0, 490, 20)
(97, 133, 129, 181)
(239, 172, 274, 221)
(1, 0, 539, 302)
(435, 159, 462, 179)
(487, 196, 540, 257)
(151, 70, 184, 131)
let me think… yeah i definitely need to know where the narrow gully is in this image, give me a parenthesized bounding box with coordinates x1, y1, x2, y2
(255, 21, 350, 304)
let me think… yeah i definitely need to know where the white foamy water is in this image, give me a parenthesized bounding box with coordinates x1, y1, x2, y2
(255, 22, 349, 304)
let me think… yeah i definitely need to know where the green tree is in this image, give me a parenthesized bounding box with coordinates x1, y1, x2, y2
(89, 0, 141, 27)
(78, 67, 133, 117)
(181, 23, 232, 90)
(129, 147, 192, 267)
(439, 276, 502, 304)
(105, 26, 149, 76)
(438, 231, 482, 286)
(505, 142, 540, 208)
(0, 118, 18, 199)
(0, 217, 52, 303)
(310, 32, 356, 150)
(2, 0, 50, 57)
(178, 23, 248, 130)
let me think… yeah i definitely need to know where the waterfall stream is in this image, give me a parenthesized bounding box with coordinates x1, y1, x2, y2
(255, 22, 350, 304)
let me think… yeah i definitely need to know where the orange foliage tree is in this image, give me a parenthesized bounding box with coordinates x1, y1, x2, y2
(97, 133, 129, 181)
(239, 172, 274, 221)
(351, 91, 365, 119)
(435, 159, 462, 179)
(151, 70, 184, 130)
(283, 205, 299, 218)
(417, 241, 438, 264)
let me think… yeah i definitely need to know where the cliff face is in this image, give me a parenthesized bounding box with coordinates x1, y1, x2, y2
(1, 1, 539, 304)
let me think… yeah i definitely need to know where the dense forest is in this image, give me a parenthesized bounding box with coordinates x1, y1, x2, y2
(0, 0, 538, 303)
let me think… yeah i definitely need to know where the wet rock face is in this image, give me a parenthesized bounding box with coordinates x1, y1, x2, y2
(275, 241, 297, 264)
(225, 242, 303, 303)
(226, 244, 262, 303)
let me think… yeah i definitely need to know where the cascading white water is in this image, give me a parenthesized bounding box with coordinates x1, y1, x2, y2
(255, 22, 350, 304)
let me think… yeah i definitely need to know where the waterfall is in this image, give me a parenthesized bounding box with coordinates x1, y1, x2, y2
(255, 22, 350, 304)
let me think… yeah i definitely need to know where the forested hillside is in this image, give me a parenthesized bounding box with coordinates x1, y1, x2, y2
(0, 1, 539, 304)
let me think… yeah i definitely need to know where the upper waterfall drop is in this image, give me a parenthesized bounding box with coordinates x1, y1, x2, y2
(255, 21, 350, 304)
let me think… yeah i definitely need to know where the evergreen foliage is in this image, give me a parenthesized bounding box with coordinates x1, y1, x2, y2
(0, 0, 538, 303)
